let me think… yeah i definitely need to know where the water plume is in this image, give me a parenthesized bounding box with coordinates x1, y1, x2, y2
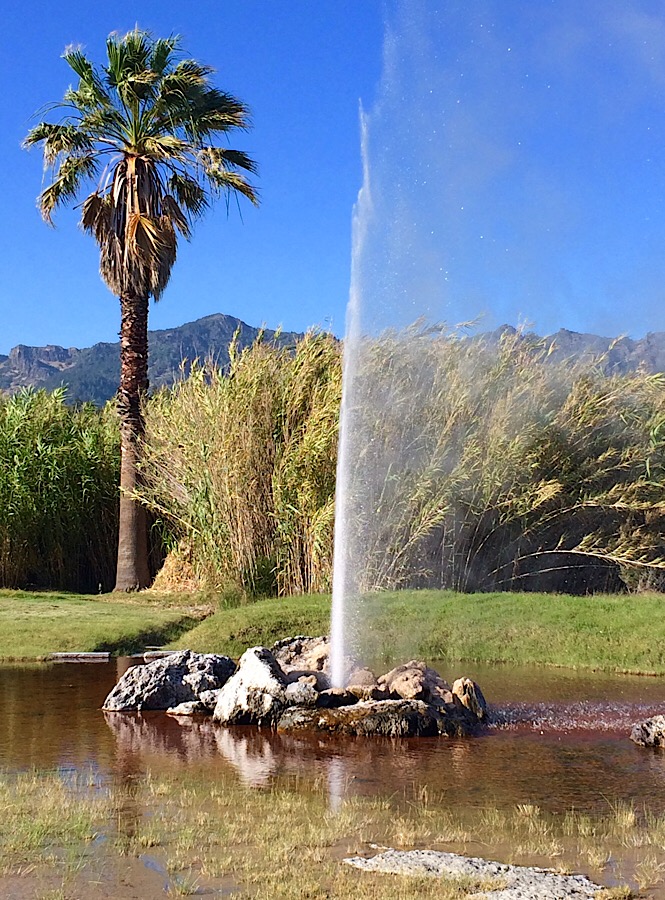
(330, 0, 665, 685)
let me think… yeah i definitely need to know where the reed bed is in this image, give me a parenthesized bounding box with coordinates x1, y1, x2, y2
(139, 331, 341, 597)
(3, 327, 662, 598)
(139, 326, 665, 597)
(0, 389, 119, 591)
(339, 324, 665, 594)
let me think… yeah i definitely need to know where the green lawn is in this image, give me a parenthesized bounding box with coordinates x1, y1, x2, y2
(0, 590, 203, 659)
(4, 587, 665, 673)
(170, 589, 665, 675)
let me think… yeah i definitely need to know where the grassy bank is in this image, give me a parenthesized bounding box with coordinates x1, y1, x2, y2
(4, 587, 665, 672)
(172, 589, 665, 675)
(0, 590, 205, 659)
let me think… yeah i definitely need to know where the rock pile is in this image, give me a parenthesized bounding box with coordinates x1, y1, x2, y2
(102, 637, 488, 738)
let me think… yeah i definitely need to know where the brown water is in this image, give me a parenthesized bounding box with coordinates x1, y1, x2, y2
(3, 660, 665, 896)
(3, 660, 665, 812)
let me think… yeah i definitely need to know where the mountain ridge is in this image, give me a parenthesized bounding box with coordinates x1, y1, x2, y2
(0, 313, 304, 405)
(3, 316, 665, 405)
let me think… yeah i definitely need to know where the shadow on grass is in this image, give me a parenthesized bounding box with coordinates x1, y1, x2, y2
(91, 615, 202, 656)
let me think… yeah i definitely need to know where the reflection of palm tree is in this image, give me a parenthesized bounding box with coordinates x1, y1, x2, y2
(24, 31, 258, 589)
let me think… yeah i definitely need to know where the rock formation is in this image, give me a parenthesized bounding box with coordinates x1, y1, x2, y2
(101, 638, 488, 738)
(102, 649, 236, 711)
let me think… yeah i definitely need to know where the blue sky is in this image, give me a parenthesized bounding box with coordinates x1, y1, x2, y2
(3, 1, 665, 355)
(1, 0, 382, 353)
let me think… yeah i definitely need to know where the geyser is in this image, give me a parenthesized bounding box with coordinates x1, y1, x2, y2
(330, 0, 665, 686)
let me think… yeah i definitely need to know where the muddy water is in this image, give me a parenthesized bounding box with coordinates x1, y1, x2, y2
(3, 661, 665, 897)
(2, 660, 665, 815)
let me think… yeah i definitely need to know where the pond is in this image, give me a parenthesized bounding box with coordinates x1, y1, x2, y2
(2, 660, 665, 897)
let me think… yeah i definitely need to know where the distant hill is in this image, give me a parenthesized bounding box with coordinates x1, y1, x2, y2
(488, 325, 665, 375)
(0, 314, 304, 405)
(2, 318, 665, 406)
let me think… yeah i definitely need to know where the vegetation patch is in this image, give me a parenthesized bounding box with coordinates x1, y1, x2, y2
(172, 589, 665, 674)
(0, 591, 202, 660)
(0, 768, 644, 898)
(138, 328, 665, 600)
(0, 389, 119, 592)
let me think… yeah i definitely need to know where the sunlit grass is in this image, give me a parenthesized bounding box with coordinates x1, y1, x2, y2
(172, 588, 665, 675)
(0, 590, 202, 659)
(0, 767, 651, 898)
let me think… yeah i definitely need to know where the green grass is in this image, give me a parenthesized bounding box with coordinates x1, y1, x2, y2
(0, 769, 639, 899)
(171, 593, 332, 658)
(0, 590, 203, 659)
(4, 587, 665, 673)
(171, 589, 665, 674)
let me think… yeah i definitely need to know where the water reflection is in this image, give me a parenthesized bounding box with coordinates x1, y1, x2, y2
(4, 662, 665, 820)
(0, 662, 117, 769)
(103, 708, 665, 816)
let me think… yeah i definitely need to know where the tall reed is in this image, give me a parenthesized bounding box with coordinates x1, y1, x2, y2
(340, 325, 665, 593)
(0, 388, 120, 591)
(139, 327, 665, 596)
(139, 332, 341, 596)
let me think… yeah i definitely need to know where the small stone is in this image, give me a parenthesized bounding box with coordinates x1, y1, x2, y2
(166, 700, 208, 716)
(347, 667, 378, 688)
(347, 685, 391, 701)
(198, 689, 222, 711)
(285, 682, 319, 707)
(631, 714, 665, 747)
(287, 670, 331, 691)
(451, 677, 488, 721)
(378, 660, 451, 704)
(272, 635, 357, 685)
(272, 635, 330, 673)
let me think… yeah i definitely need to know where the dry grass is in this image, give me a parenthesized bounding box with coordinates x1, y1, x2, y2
(336, 323, 665, 594)
(0, 768, 649, 898)
(139, 331, 341, 598)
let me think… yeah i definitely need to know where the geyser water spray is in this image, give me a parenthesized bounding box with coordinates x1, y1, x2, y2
(330, 0, 665, 684)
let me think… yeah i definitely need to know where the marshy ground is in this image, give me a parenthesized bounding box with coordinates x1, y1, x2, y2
(0, 766, 651, 898)
(3, 587, 665, 898)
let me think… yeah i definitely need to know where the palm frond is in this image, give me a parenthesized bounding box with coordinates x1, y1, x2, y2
(22, 123, 93, 164)
(38, 154, 98, 223)
(206, 169, 258, 205)
(62, 46, 111, 107)
(168, 172, 208, 218)
(213, 148, 258, 174)
(149, 35, 181, 75)
(26, 29, 258, 298)
(143, 134, 190, 161)
(161, 195, 192, 238)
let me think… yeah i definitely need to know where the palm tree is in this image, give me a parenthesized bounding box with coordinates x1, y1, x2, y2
(24, 30, 258, 590)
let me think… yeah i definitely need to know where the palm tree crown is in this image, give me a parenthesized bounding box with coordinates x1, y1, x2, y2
(24, 29, 258, 301)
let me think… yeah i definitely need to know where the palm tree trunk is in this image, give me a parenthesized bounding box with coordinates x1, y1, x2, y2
(114, 292, 151, 591)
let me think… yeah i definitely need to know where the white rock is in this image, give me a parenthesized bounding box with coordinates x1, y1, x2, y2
(213, 646, 289, 728)
(344, 849, 604, 898)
